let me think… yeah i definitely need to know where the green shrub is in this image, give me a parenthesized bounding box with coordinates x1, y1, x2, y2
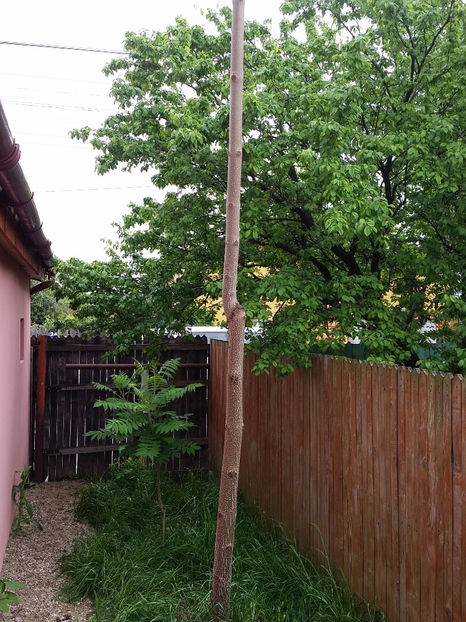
(11, 466, 42, 536)
(88, 358, 202, 541)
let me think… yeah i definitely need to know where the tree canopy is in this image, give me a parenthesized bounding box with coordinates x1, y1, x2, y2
(31, 281, 76, 329)
(60, 0, 465, 373)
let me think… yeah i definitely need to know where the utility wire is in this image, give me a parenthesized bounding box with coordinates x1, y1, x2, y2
(0, 40, 129, 55)
(0, 69, 110, 86)
(38, 185, 153, 193)
(3, 98, 114, 113)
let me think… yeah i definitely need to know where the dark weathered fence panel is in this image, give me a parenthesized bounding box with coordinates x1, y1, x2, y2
(208, 339, 465, 622)
(31, 336, 209, 481)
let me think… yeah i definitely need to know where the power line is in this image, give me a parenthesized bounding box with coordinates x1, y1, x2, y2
(3, 98, 114, 113)
(0, 40, 129, 55)
(7, 85, 109, 98)
(37, 185, 154, 193)
(0, 69, 110, 86)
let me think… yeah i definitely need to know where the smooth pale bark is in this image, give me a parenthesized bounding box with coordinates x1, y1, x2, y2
(211, 0, 246, 618)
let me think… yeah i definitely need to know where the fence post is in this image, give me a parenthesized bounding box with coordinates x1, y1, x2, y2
(34, 335, 47, 482)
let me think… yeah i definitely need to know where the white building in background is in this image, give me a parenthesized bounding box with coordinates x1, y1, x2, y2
(186, 326, 229, 343)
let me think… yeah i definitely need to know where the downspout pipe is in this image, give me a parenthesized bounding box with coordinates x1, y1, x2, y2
(0, 99, 53, 275)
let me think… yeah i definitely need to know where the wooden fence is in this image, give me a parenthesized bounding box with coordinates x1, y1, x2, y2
(208, 339, 465, 622)
(30, 335, 209, 481)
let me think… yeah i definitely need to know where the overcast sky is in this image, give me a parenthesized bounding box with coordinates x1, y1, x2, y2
(1, 0, 284, 262)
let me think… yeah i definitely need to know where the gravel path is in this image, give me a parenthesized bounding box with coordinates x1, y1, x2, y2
(1, 480, 94, 622)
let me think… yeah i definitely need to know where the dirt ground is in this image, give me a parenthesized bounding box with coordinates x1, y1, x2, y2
(1, 480, 94, 622)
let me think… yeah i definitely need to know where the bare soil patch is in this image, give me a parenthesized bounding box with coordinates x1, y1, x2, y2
(1, 480, 94, 622)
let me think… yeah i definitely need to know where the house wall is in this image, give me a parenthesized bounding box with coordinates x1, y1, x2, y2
(0, 245, 31, 569)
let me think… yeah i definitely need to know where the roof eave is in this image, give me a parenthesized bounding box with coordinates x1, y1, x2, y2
(0, 100, 54, 279)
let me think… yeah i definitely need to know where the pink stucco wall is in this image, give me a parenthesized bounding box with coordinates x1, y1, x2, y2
(0, 246, 31, 570)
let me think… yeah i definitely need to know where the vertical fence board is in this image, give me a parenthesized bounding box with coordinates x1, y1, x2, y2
(332, 357, 344, 569)
(274, 372, 284, 528)
(321, 356, 331, 560)
(462, 379, 466, 622)
(397, 366, 407, 622)
(409, 369, 423, 620)
(422, 373, 436, 621)
(301, 366, 311, 555)
(239, 353, 250, 500)
(342, 358, 352, 586)
(308, 355, 319, 558)
(292, 368, 305, 551)
(434, 374, 445, 620)
(350, 360, 364, 597)
(372, 364, 387, 611)
(34, 336, 47, 482)
(386, 364, 399, 622)
(252, 355, 262, 509)
(361, 361, 375, 603)
(256, 365, 266, 517)
(450, 375, 462, 622)
(442, 375, 453, 621)
(270, 367, 281, 527)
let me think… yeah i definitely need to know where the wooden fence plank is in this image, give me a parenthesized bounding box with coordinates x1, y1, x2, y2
(239, 351, 251, 502)
(321, 356, 331, 560)
(408, 369, 422, 621)
(450, 375, 463, 622)
(383, 363, 396, 621)
(361, 361, 375, 604)
(441, 374, 453, 621)
(275, 370, 286, 528)
(372, 364, 387, 612)
(292, 367, 305, 551)
(397, 366, 408, 622)
(422, 372, 437, 621)
(308, 356, 319, 558)
(461, 379, 466, 622)
(332, 357, 344, 570)
(301, 365, 311, 555)
(33, 335, 47, 482)
(350, 360, 364, 598)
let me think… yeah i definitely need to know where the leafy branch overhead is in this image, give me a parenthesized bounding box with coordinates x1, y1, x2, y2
(61, 0, 465, 373)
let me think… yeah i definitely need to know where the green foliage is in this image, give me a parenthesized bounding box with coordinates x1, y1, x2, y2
(0, 578, 24, 613)
(88, 358, 202, 464)
(31, 281, 76, 330)
(61, 0, 465, 373)
(61, 462, 385, 621)
(11, 466, 43, 536)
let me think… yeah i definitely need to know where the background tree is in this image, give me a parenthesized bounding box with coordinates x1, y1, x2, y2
(61, 0, 465, 373)
(31, 280, 76, 329)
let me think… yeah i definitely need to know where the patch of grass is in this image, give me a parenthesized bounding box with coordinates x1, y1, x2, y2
(61, 461, 385, 622)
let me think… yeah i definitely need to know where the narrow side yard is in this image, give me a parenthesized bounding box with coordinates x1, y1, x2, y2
(1, 480, 93, 622)
(60, 462, 385, 622)
(0, 465, 387, 621)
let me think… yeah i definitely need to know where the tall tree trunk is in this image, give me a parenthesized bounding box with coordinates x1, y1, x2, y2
(211, 0, 246, 618)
